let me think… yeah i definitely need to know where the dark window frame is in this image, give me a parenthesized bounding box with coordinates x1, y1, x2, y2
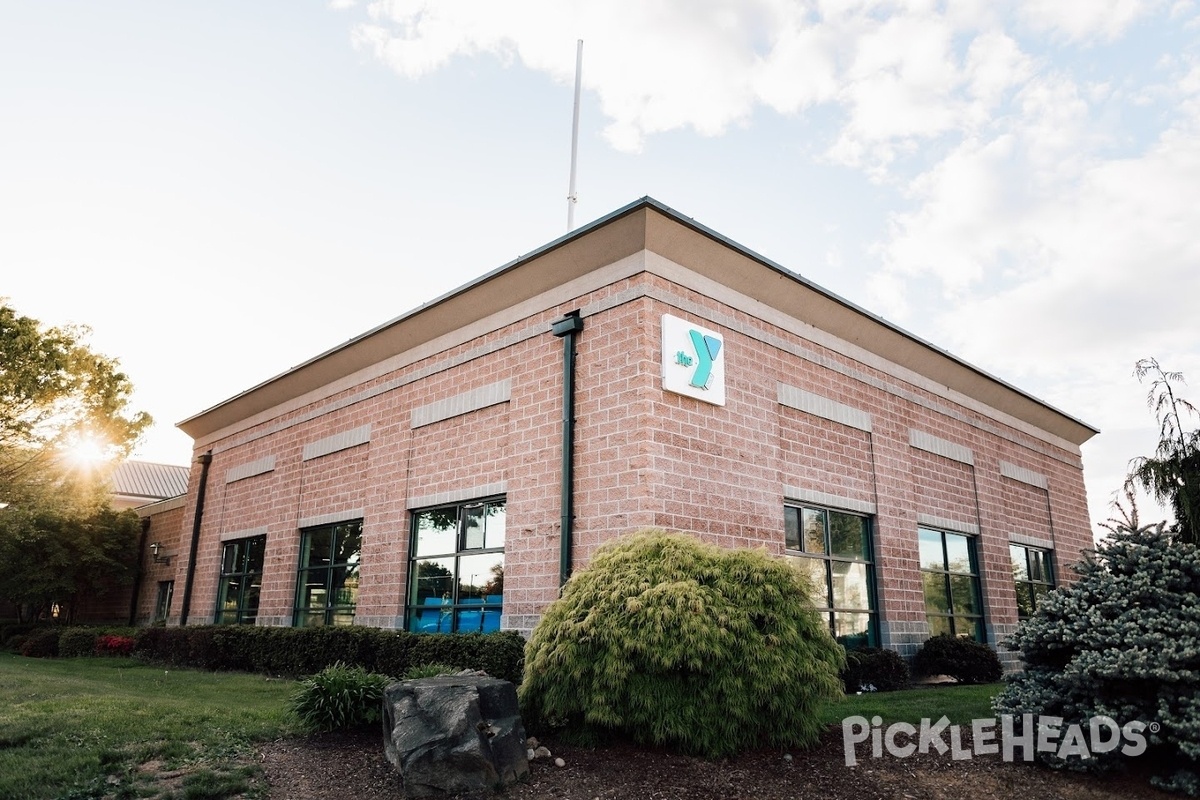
(215, 535, 266, 625)
(1010, 543, 1054, 620)
(154, 580, 174, 623)
(919, 526, 985, 641)
(406, 496, 505, 634)
(293, 520, 362, 627)
(784, 503, 878, 649)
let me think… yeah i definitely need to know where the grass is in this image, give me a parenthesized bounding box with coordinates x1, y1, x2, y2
(0, 653, 303, 800)
(0, 653, 1003, 799)
(818, 682, 1002, 728)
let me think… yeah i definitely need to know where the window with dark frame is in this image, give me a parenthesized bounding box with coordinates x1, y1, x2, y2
(1011, 543, 1054, 619)
(294, 520, 361, 627)
(154, 580, 174, 623)
(784, 504, 877, 649)
(407, 498, 504, 634)
(215, 535, 265, 624)
(918, 527, 984, 641)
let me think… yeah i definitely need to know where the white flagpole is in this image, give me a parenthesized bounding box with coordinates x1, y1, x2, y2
(567, 39, 583, 231)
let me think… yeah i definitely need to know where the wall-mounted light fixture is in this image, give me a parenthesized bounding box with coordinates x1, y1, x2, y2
(150, 542, 172, 565)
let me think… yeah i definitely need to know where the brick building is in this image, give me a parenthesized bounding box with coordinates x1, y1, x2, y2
(147, 197, 1097, 659)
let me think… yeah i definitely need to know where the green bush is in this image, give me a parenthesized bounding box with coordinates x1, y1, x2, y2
(912, 634, 1002, 684)
(289, 662, 393, 732)
(519, 529, 845, 758)
(994, 520, 1200, 795)
(57, 627, 99, 658)
(841, 647, 910, 692)
(401, 663, 461, 679)
(20, 628, 60, 658)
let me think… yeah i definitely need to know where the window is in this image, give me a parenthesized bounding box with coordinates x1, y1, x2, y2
(1011, 544, 1054, 619)
(784, 505, 876, 648)
(154, 580, 174, 623)
(216, 535, 266, 624)
(407, 498, 504, 634)
(294, 521, 361, 627)
(919, 527, 984, 640)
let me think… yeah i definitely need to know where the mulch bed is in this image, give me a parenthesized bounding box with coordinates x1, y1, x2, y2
(258, 726, 1177, 800)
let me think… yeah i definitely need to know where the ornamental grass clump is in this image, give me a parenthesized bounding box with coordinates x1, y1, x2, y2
(994, 514, 1200, 795)
(519, 529, 845, 758)
(289, 662, 393, 732)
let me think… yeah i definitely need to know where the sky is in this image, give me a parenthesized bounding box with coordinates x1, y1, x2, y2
(2, 0, 1198, 533)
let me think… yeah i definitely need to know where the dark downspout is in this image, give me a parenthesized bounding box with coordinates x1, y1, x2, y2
(179, 450, 212, 626)
(551, 311, 583, 586)
(128, 516, 152, 627)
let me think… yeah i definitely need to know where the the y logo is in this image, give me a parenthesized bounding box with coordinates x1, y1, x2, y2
(662, 314, 726, 406)
(686, 329, 722, 389)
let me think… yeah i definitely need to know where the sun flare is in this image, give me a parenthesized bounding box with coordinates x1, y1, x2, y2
(63, 434, 113, 468)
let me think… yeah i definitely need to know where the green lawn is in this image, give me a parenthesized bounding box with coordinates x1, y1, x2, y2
(818, 682, 1001, 727)
(0, 654, 303, 800)
(0, 653, 1003, 800)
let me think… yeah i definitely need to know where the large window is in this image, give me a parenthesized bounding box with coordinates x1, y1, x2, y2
(784, 505, 876, 648)
(294, 520, 361, 627)
(1011, 544, 1054, 620)
(919, 527, 984, 640)
(216, 536, 265, 624)
(407, 498, 504, 634)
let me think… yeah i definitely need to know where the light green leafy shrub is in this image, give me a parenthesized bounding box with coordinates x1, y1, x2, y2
(994, 519, 1200, 795)
(519, 529, 845, 758)
(289, 661, 393, 732)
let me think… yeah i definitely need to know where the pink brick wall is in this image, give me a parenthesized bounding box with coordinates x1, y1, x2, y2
(149, 267, 1093, 659)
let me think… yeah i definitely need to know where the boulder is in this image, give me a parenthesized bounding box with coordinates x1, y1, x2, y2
(382, 675, 529, 797)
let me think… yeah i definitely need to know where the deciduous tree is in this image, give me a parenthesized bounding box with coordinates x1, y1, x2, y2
(0, 300, 150, 497)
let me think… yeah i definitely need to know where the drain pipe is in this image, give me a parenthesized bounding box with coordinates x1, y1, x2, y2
(128, 516, 152, 626)
(179, 450, 212, 626)
(551, 311, 583, 586)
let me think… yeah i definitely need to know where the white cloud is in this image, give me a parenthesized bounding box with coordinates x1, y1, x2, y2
(1016, 0, 1166, 42)
(350, 0, 1040, 156)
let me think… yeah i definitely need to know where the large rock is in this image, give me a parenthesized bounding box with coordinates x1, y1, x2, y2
(382, 675, 529, 797)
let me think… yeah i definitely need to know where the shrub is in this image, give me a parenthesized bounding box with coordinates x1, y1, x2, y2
(20, 628, 61, 658)
(289, 662, 393, 732)
(912, 634, 1002, 684)
(994, 520, 1200, 794)
(841, 647, 910, 692)
(96, 634, 135, 657)
(129, 625, 524, 682)
(401, 663, 461, 679)
(1, 623, 37, 648)
(519, 529, 845, 758)
(57, 627, 99, 658)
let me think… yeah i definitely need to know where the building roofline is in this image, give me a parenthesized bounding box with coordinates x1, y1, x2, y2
(178, 197, 1098, 445)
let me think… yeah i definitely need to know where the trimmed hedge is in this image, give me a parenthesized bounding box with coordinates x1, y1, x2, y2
(912, 634, 1003, 684)
(57, 627, 99, 658)
(20, 629, 60, 658)
(841, 647, 910, 692)
(131, 626, 524, 682)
